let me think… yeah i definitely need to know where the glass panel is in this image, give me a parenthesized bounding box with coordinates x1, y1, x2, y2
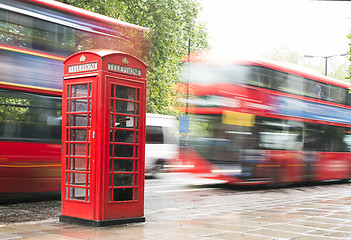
(110, 114, 114, 128)
(113, 188, 133, 201)
(134, 188, 138, 200)
(69, 187, 86, 201)
(135, 145, 139, 158)
(110, 100, 114, 113)
(67, 85, 70, 99)
(115, 115, 134, 128)
(111, 85, 115, 97)
(134, 174, 138, 186)
(70, 114, 87, 126)
(137, 89, 140, 101)
(115, 100, 134, 114)
(70, 143, 87, 156)
(135, 160, 138, 172)
(70, 157, 86, 170)
(87, 189, 90, 202)
(109, 188, 113, 201)
(69, 172, 87, 185)
(71, 99, 88, 112)
(114, 159, 134, 172)
(114, 144, 134, 157)
(66, 186, 68, 199)
(116, 85, 135, 100)
(136, 103, 139, 115)
(114, 174, 133, 186)
(115, 130, 134, 143)
(70, 129, 87, 141)
(89, 83, 92, 97)
(110, 144, 113, 157)
(71, 84, 88, 97)
(109, 174, 113, 187)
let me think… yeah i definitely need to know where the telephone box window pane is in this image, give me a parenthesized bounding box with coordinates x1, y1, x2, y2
(110, 145, 113, 157)
(114, 144, 133, 157)
(136, 103, 139, 115)
(115, 100, 134, 114)
(71, 99, 88, 112)
(70, 129, 87, 141)
(69, 187, 85, 201)
(89, 83, 92, 96)
(115, 130, 134, 143)
(109, 159, 113, 171)
(70, 143, 86, 156)
(70, 157, 86, 170)
(114, 188, 133, 201)
(110, 100, 114, 113)
(71, 84, 88, 97)
(109, 188, 113, 201)
(69, 172, 87, 185)
(65, 187, 68, 199)
(67, 86, 70, 98)
(110, 114, 114, 128)
(111, 85, 115, 97)
(116, 85, 135, 100)
(115, 115, 134, 128)
(114, 174, 133, 186)
(70, 114, 87, 126)
(137, 89, 140, 101)
(135, 145, 139, 158)
(109, 174, 113, 187)
(87, 189, 90, 202)
(134, 188, 138, 200)
(134, 174, 138, 186)
(135, 160, 138, 172)
(114, 159, 133, 172)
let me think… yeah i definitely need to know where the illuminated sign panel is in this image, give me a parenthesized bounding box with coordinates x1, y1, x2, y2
(108, 63, 141, 76)
(68, 62, 97, 73)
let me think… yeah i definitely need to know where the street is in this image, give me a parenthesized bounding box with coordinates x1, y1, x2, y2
(2, 173, 351, 239)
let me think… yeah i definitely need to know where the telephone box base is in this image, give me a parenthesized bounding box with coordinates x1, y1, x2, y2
(59, 215, 145, 227)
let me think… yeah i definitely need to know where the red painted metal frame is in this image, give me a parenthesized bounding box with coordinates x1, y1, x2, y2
(61, 50, 146, 223)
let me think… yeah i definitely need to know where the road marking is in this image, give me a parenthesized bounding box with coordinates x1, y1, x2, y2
(156, 188, 217, 193)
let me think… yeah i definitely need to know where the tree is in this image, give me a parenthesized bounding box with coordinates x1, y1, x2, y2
(57, 0, 209, 114)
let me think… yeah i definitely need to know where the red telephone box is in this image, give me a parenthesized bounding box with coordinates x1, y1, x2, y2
(60, 50, 146, 226)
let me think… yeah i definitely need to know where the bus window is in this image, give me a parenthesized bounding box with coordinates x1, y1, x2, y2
(256, 117, 302, 151)
(329, 85, 346, 104)
(0, 89, 61, 142)
(258, 67, 287, 92)
(287, 74, 304, 96)
(303, 123, 326, 151)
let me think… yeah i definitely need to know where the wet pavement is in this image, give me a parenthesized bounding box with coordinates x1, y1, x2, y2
(2, 174, 351, 239)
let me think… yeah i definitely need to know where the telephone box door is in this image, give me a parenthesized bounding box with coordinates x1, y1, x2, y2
(105, 77, 145, 219)
(62, 77, 96, 219)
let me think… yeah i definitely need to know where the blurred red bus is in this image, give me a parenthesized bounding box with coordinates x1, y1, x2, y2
(178, 52, 351, 185)
(0, 0, 149, 194)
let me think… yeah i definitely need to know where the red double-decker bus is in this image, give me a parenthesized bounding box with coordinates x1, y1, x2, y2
(179, 51, 351, 185)
(0, 0, 149, 194)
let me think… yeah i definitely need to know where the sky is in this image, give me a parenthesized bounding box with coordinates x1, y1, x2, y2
(199, 0, 351, 59)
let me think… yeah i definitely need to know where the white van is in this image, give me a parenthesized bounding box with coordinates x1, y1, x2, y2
(145, 114, 179, 174)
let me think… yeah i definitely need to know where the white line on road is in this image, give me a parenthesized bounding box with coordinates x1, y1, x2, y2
(156, 188, 217, 193)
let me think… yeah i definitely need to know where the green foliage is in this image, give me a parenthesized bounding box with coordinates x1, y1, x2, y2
(0, 97, 29, 122)
(58, 0, 209, 114)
